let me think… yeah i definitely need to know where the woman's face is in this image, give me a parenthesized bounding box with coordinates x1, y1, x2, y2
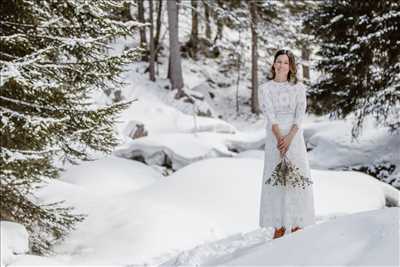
(274, 54, 290, 78)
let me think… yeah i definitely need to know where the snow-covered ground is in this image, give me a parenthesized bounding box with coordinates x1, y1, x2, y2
(2, 156, 398, 266)
(2, 5, 400, 267)
(170, 207, 399, 266)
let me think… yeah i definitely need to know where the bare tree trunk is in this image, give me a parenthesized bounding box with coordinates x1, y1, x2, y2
(190, 0, 199, 59)
(167, 0, 184, 96)
(138, 0, 148, 61)
(213, 0, 224, 44)
(149, 0, 156, 81)
(203, 0, 211, 40)
(249, 1, 260, 114)
(154, 0, 163, 62)
(235, 28, 244, 114)
(302, 47, 311, 83)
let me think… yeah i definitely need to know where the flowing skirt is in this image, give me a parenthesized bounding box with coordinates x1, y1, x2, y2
(259, 120, 316, 230)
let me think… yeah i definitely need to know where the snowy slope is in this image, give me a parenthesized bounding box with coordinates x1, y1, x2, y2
(212, 207, 399, 266)
(163, 207, 399, 266)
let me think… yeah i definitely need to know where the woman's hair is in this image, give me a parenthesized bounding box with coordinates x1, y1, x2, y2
(268, 49, 298, 84)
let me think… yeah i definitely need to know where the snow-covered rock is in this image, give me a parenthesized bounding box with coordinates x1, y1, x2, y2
(114, 130, 266, 171)
(59, 156, 160, 196)
(114, 133, 235, 170)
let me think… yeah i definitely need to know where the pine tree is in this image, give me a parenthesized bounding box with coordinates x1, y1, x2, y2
(304, 0, 400, 136)
(0, 0, 141, 254)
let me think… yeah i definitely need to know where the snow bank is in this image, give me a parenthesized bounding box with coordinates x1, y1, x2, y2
(0, 221, 29, 266)
(114, 133, 235, 170)
(60, 156, 160, 196)
(312, 169, 386, 218)
(304, 119, 400, 188)
(116, 89, 236, 139)
(209, 207, 399, 266)
(114, 131, 265, 170)
(45, 158, 263, 265)
(9, 255, 63, 266)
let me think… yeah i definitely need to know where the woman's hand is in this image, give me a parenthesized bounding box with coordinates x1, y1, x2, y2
(278, 134, 294, 156)
(277, 136, 286, 158)
(277, 124, 299, 157)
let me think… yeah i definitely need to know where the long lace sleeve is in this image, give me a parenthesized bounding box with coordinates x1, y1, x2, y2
(259, 86, 278, 125)
(294, 84, 307, 127)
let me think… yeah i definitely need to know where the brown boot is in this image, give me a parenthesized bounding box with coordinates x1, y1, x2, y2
(291, 226, 302, 233)
(273, 227, 286, 239)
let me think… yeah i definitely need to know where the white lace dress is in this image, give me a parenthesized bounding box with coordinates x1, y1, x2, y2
(258, 80, 316, 230)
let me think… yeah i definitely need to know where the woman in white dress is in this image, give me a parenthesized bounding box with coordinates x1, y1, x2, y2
(259, 49, 316, 239)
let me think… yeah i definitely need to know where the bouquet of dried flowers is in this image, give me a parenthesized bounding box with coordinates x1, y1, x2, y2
(265, 155, 313, 189)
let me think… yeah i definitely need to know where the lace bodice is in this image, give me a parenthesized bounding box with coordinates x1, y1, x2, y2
(259, 80, 307, 128)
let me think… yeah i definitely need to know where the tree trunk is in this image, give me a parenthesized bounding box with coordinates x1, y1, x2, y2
(167, 0, 184, 95)
(214, 0, 224, 44)
(190, 0, 199, 59)
(302, 47, 311, 83)
(235, 29, 243, 114)
(249, 1, 260, 114)
(149, 0, 156, 81)
(203, 0, 211, 40)
(138, 0, 148, 61)
(154, 0, 163, 62)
